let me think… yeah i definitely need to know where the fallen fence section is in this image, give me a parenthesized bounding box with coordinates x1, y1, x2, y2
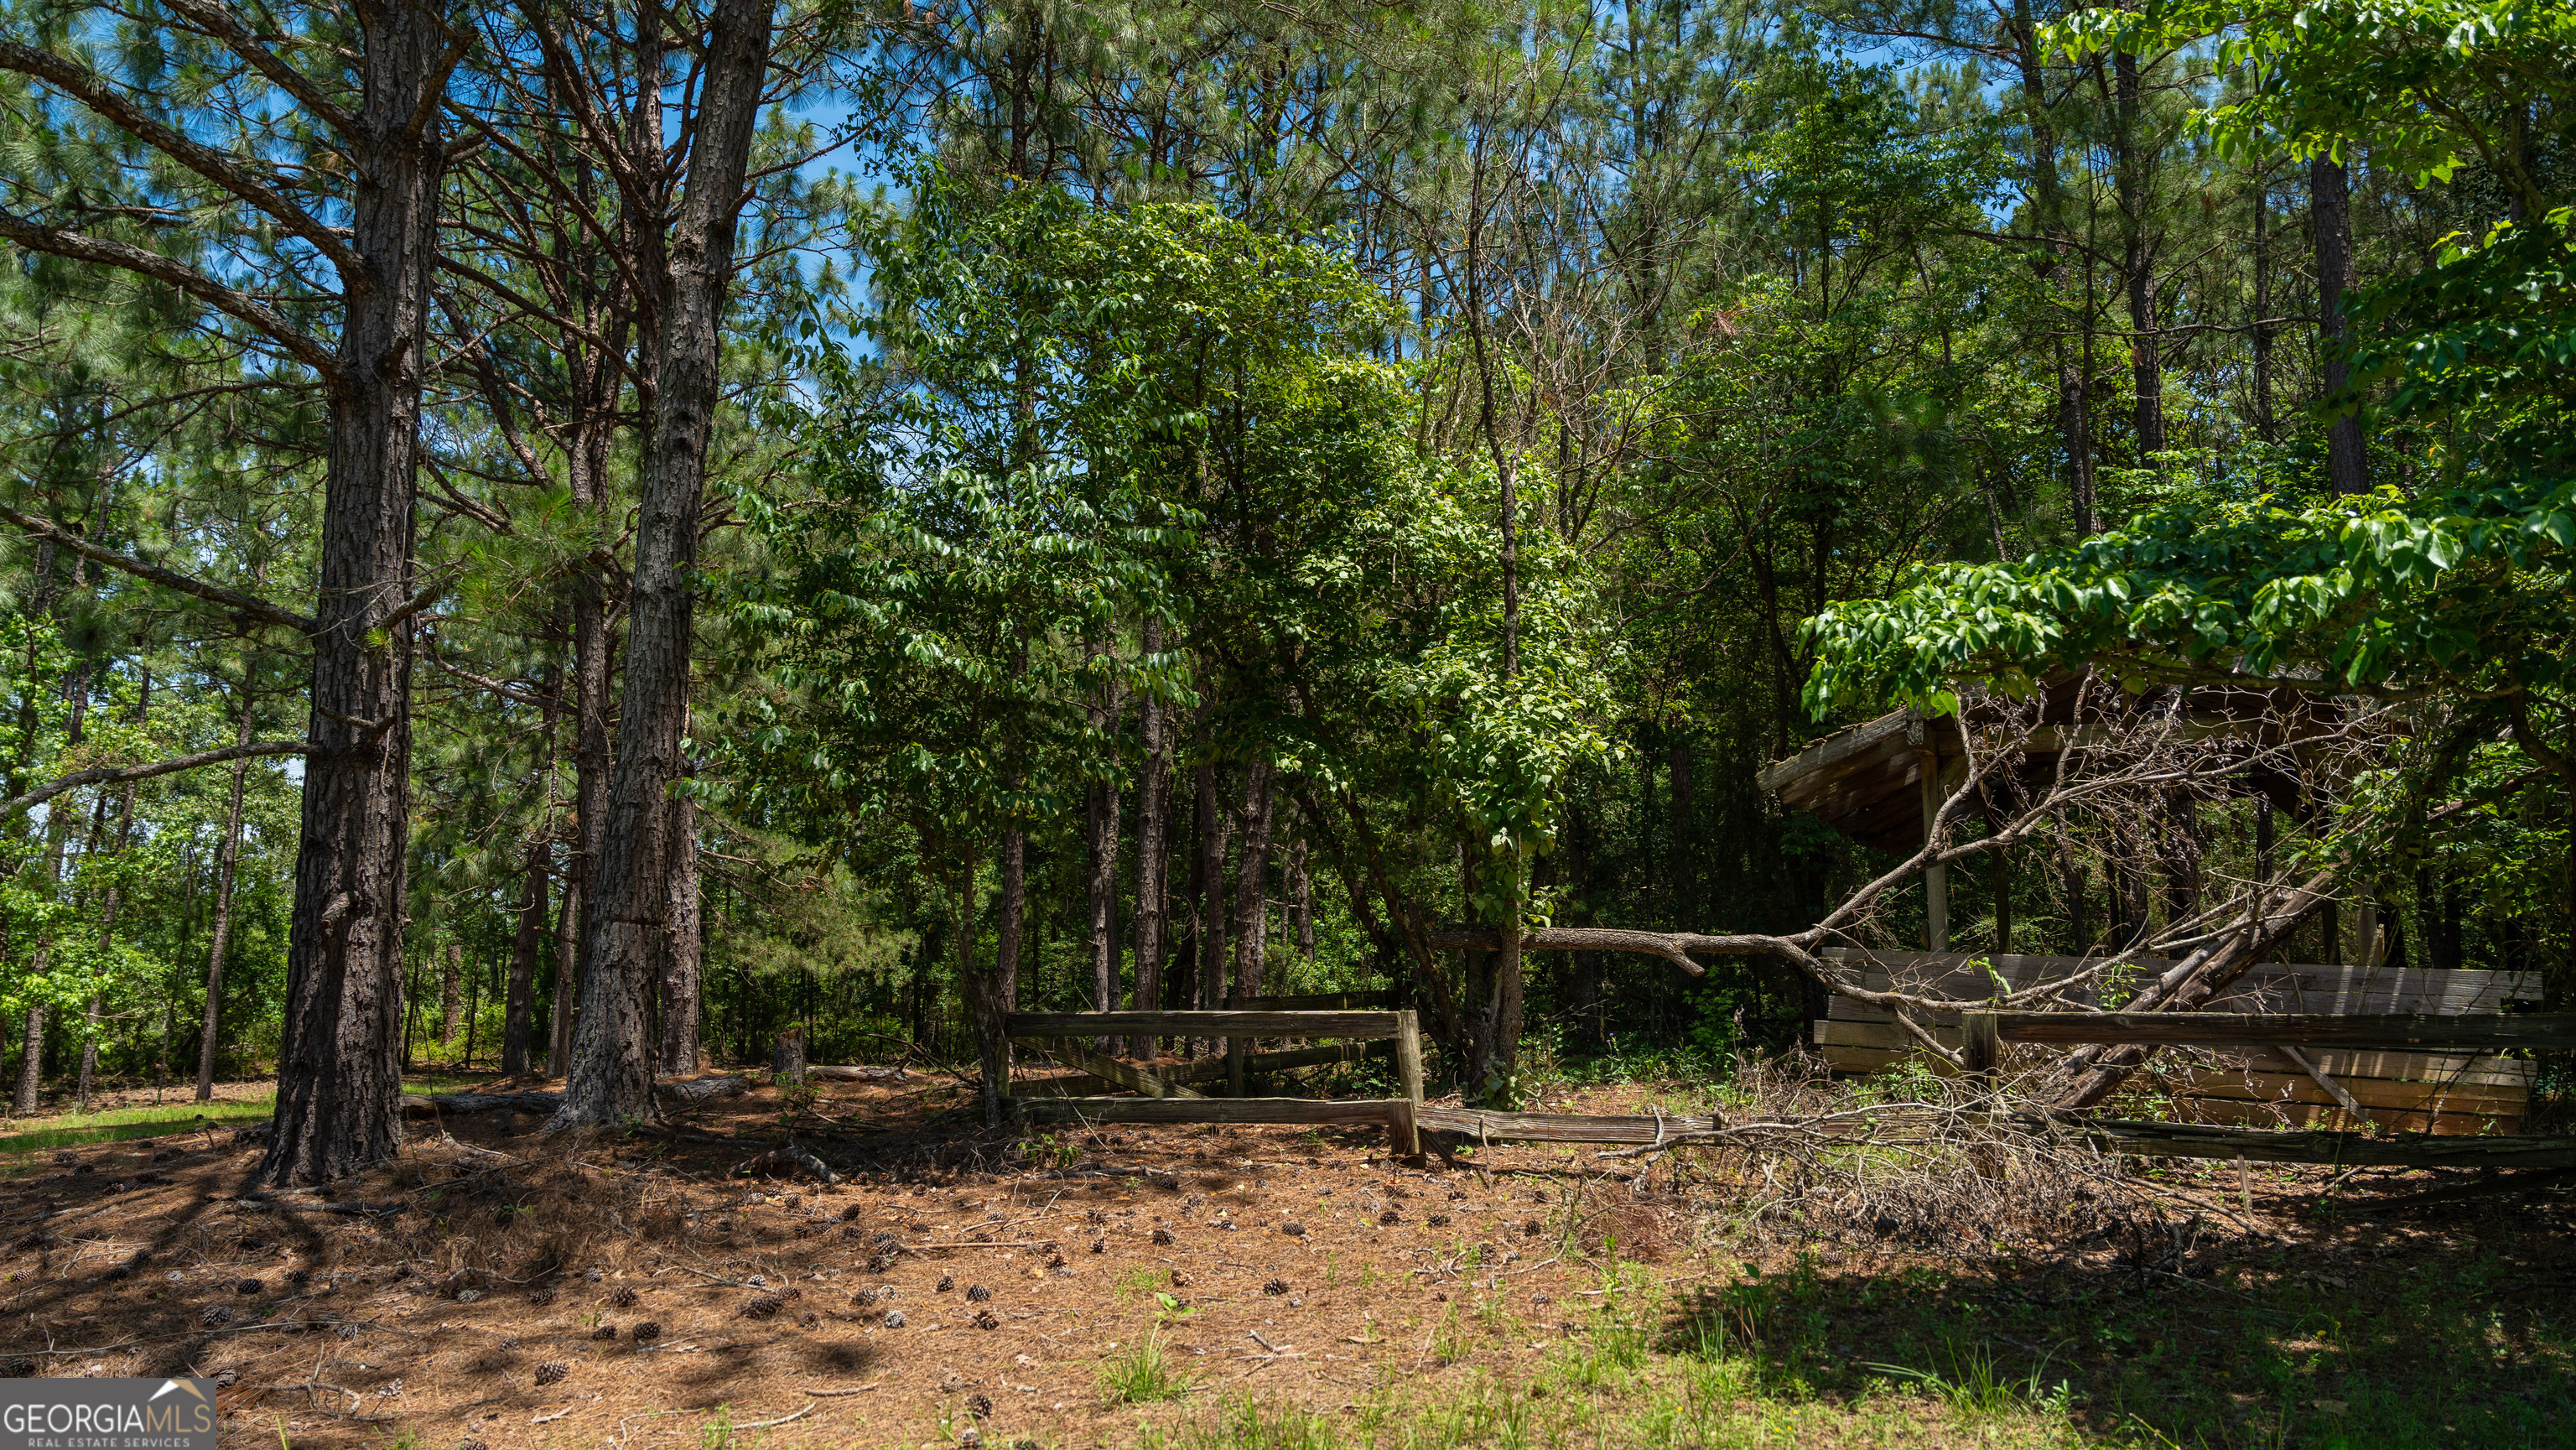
(1984, 1011, 2576, 1052)
(1014, 1096, 1410, 1129)
(2070, 1118, 2576, 1170)
(1815, 948, 2541, 1133)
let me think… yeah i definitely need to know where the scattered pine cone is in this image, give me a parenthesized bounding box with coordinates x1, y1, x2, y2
(851, 1286, 879, 1305)
(1448, 1189, 1468, 1201)
(797, 1311, 820, 1329)
(1169, 1269, 1191, 1287)
(963, 1283, 991, 1302)
(533, 1362, 569, 1387)
(936, 1275, 955, 1292)
(883, 1310, 906, 1328)
(1085, 1209, 1108, 1224)
(591, 1324, 616, 1341)
(632, 1322, 661, 1343)
(971, 1308, 1000, 1330)
(284, 1268, 312, 1285)
(839, 1203, 865, 1221)
(1150, 1228, 1175, 1245)
(1089, 1236, 1106, 1255)
(741, 1294, 785, 1319)
(1262, 1278, 1291, 1296)
(200, 1305, 233, 1328)
(609, 1286, 637, 1307)
(1377, 1210, 1401, 1226)
(867, 1254, 895, 1273)
(527, 1286, 556, 1307)
(1280, 1221, 1306, 1237)
(1522, 1218, 1543, 1236)
(965, 1393, 993, 1418)
(1428, 1214, 1452, 1227)
(236, 1277, 264, 1295)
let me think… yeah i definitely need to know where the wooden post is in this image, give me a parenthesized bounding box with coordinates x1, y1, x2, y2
(1991, 845, 2010, 954)
(1394, 1008, 1423, 1158)
(1961, 1010, 1999, 1091)
(1224, 994, 1246, 1098)
(1388, 1096, 1417, 1160)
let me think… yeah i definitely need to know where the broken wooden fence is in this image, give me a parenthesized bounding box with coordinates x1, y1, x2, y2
(1815, 948, 2542, 1132)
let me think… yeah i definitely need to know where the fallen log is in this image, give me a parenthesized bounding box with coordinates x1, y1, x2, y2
(399, 1074, 751, 1117)
(735, 1140, 839, 1185)
(1992, 1011, 2576, 1052)
(804, 1064, 908, 1083)
(1012, 1095, 1406, 1128)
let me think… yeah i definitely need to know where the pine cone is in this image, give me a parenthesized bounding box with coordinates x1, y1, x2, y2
(741, 1294, 785, 1319)
(1523, 1218, 1543, 1237)
(591, 1324, 617, 1341)
(609, 1286, 637, 1307)
(1428, 1214, 1452, 1227)
(936, 1275, 955, 1292)
(528, 1286, 556, 1307)
(971, 1308, 1000, 1330)
(1262, 1278, 1291, 1296)
(1378, 1210, 1401, 1226)
(963, 1283, 991, 1302)
(534, 1362, 569, 1387)
(1150, 1228, 1175, 1245)
(632, 1322, 662, 1343)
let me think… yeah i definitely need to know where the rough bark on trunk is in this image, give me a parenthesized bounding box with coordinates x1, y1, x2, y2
(2312, 156, 2366, 494)
(549, 0, 773, 1132)
(1130, 617, 1169, 1058)
(258, 14, 449, 1184)
(17, 675, 86, 1115)
(502, 839, 548, 1075)
(1289, 835, 1313, 962)
(195, 699, 252, 1103)
(548, 877, 579, 1073)
(1231, 759, 1275, 1000)
(440, 940, 462, 1043)
(658, 785, 702, 1074)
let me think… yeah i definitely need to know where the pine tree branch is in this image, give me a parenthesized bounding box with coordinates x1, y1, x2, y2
(0, 502, 319, 634)
(0, 208, 340, 381)
(0, 39, 362, 278)
(2, 741, 308, 817)
(148, 0, 361, 138)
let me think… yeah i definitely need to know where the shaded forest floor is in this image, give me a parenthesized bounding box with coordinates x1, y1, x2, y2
(0, 1069, 2569, 1448)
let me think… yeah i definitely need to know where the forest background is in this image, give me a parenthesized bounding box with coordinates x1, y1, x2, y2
(0, 0, 2565, 1177)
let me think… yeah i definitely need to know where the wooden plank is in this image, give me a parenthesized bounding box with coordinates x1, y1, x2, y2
(1988, 1011, 2576, 1052)
(1003, 1011, 1402, 1039)
(2164, 1096, 2522, 1136)
(1820, 949, 2542, 1011)
(1419, 1107, 1718, 1144)
(1011, 1096, 1405, 1127)
(2071, 1119, 2576, 1168)
(1816, 1032, 2530, 1108)
(1231, 990, 1394, 1011)
(1010, 1037, 1202, 1099)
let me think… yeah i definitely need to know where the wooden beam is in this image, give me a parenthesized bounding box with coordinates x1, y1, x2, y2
(1394, 1010, 1423, 1156)
(1418, 1107, 1722, 1143)
(1010, 1096, 1406, 1127)
(1003, 1010, 1403, 1039)
(1154, 1042, 1389, 1084)
(1990, 1011, 2576, 1051)
(1010, 1037, 1202, 1099)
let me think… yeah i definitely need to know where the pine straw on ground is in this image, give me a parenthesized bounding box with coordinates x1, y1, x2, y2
(0, 1069, 2566, 1449)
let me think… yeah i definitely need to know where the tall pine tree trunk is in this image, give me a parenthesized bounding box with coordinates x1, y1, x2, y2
(551, 0, 773, 1131)
(257, 5, 453, 1186)
(502, 837, 548, 1075)
(2115, 51, 2163, 456)
(1084, 652, 1122, 1045)
(2312, 156, 2366, 494)
(1130, 619, 1169, 1058)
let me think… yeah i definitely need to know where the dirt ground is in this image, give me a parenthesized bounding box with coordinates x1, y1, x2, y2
(1, 1070, 2569, 1449)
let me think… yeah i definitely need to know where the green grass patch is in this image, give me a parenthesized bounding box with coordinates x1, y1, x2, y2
(0, 1099, 273, 1164)
(1099, 1334, 1195, 1406)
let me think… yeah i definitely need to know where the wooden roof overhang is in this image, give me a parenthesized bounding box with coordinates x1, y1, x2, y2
(1758, 678, 2353, 852)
